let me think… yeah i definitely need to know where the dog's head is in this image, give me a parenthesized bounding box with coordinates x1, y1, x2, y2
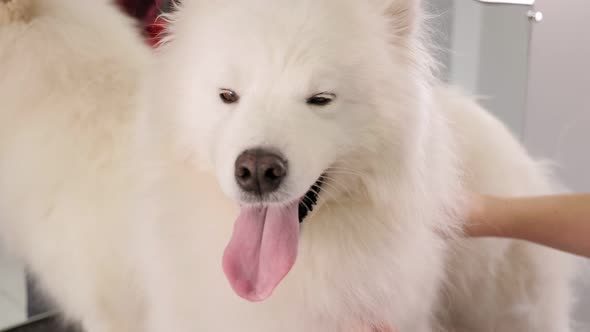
(154, 0, 430, 302)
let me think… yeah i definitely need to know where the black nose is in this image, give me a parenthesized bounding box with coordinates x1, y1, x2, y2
(235, 149, 287, 195)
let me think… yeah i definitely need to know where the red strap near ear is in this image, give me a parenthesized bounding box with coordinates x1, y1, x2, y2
(116, 0, 167, 47)
(146, 16, 167, 47)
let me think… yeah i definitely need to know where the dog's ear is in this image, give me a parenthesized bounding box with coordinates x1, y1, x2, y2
(372, 0, 422, 38)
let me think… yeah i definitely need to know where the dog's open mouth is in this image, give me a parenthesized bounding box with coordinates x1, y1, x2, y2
(222, 175, 325, 302)
(298, 175, 324, 223)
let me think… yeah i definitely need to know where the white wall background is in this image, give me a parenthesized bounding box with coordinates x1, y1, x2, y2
(434, 0, 590, 193)
(524, 0, 590, 193)
(428, 0, 590, 329)
(522, 1, 590, 329)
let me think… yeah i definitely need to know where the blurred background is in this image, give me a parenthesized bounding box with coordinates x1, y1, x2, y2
(431, 1, 590, 330)
(1, 0, 589, 330)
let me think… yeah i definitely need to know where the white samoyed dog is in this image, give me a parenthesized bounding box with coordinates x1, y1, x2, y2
(0, 0, 574, 331)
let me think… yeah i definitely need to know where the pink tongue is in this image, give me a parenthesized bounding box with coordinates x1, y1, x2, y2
(222, 203, 300, 302)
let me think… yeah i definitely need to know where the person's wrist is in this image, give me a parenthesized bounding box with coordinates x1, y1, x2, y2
(464, 194, 504, 237)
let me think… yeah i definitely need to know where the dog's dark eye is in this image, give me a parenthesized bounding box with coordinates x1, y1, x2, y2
(220, 89, 239, 104)
(307, 93, 335, 106)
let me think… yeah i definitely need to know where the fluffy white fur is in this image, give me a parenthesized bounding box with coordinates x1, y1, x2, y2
(0, 0, 574, 331)
(0, 0, 149, 330)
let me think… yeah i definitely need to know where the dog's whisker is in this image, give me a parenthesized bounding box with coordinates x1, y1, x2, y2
(300, 198, 314, 216)
(327, 165, 363, 172)
(311, 181, 351, 212)
(325, 167, 361, 173)
(317, 178, 346, 196)
(307, 186, 338, 218)
(327, 164, 364, 172)
(325, 170, 364, 178)
(322, 176, 357, 200)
